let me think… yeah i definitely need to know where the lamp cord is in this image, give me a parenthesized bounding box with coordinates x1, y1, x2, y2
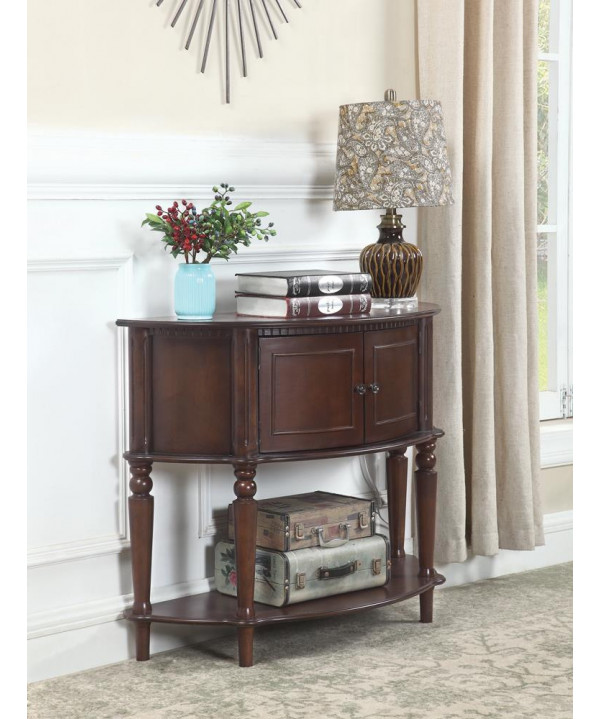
(359, 455, 389, 527)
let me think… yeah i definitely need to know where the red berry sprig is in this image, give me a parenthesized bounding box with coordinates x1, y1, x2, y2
(142, 184, 276, 264)
(144, 200, 207, 264)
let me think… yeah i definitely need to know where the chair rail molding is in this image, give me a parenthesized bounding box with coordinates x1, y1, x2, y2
(27, 132, 337, 201)
(219, 248, 361, 266)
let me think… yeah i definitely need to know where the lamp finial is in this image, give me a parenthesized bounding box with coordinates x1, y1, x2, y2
(384, 88, 397, 102)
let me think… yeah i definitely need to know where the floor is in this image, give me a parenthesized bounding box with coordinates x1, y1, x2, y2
(28, 562, 572, 719)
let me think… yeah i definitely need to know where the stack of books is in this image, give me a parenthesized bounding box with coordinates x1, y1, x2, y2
(235, 269, 373, 318)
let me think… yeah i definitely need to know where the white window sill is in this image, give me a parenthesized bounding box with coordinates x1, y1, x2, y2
(540, 419, 573, 468)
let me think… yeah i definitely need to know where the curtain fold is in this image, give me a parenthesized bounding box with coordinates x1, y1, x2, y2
(417, 0, 544, 564)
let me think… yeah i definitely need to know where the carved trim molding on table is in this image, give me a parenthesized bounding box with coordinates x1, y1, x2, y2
(258, 319, 418, 337)
(149, 327, 233, 339)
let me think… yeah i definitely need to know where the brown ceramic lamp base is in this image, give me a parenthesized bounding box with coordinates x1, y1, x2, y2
(359, 210, 423, 299)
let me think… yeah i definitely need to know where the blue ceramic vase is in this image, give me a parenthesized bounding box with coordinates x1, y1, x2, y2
(174, 263, 216, 320)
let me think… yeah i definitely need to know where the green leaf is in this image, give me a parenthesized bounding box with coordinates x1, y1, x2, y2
(254, 211, 269, 217)
(233, 201, 252, 211)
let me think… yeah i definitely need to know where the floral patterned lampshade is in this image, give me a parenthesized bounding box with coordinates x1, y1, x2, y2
(333, 99, 454, 211)
(332, 96, 453, 305)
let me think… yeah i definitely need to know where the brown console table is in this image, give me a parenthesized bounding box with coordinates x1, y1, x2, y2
(117, 303, 445, 667)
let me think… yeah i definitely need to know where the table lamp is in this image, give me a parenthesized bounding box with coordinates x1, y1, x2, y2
(333, 90, 453, 309)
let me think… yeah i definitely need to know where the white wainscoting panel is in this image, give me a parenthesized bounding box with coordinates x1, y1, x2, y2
(27, 256, 132, 561)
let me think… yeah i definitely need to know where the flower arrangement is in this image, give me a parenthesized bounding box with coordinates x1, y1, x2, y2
(142, 183, 276, 264)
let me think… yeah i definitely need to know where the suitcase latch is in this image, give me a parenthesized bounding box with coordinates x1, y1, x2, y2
(295, 523, 305, 541)
(359, 512, 369, 529)
(296, 572, 306, 590)
(372, 558, 382, 575)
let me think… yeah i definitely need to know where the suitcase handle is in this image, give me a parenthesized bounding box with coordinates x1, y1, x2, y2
(313, 524, 350, 548)
(318, 561, 358, 580)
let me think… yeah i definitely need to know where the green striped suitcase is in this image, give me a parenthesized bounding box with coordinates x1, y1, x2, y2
(215, 534, 390, 607)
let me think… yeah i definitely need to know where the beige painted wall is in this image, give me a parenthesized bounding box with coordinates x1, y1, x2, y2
(28, 0, 417, 140)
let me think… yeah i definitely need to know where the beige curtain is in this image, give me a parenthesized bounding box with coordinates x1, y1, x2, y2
(416, 0, 544, 563)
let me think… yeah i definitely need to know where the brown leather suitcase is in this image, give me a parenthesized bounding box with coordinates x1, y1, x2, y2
(227, 491, 375, 551)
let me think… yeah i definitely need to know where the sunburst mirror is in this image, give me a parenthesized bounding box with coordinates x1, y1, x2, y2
(154, 0, 303, 103)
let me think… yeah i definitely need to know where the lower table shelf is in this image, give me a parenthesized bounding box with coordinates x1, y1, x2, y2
(124, 555, 446, 628)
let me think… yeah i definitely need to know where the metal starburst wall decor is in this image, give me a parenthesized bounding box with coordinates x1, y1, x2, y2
(155, 0, 303, 103)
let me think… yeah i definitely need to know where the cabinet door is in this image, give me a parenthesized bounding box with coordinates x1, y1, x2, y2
(364, 326, 419, 443)
(151, 334, 232, 455)
(259, 334, 364, 452)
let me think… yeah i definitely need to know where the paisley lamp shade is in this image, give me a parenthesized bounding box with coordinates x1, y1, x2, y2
(333, 95, 453, 305)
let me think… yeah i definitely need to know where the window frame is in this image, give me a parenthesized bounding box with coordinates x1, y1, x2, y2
(538, 0, 572, 425)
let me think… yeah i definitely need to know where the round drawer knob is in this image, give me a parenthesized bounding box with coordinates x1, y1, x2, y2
(354, 384, 367, 395)
(369, 383, 381, 394)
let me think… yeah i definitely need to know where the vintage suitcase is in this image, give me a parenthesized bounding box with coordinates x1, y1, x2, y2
(215, 534, 390, 607)
(227, 491, 375, 551)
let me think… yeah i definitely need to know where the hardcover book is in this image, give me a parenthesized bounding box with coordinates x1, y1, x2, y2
(236, 269, 372, 297)
(236, 292, 372, 318)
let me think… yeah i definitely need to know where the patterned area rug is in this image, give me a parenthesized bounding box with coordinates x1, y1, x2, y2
(28, 563, 572, 719)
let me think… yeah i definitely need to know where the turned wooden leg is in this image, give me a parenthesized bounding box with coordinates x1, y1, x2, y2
(128, 461, 154, 660)
(233, 463, 258, 667)
(386, 447, 408, 559)
(415, 440, 437, 623)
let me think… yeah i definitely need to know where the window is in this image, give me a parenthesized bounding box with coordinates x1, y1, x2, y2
(537, 0, 572, 420)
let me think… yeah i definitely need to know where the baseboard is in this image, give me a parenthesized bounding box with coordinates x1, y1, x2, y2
(27, 576, 222, 684)
(27, 510, 572, 683)
(27, 617, 230, 685)
(438, 510, 573, 588)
